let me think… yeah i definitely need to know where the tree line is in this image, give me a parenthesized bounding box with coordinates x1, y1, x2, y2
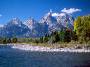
(0, 37, 17, 44)
(0, 15, 90, 45)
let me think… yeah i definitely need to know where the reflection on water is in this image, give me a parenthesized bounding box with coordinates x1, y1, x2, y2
(0, 45, 90, 67)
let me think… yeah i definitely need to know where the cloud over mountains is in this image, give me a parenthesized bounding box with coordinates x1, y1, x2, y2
(61, 8, 81, 14)
(51, 8, 81, 17)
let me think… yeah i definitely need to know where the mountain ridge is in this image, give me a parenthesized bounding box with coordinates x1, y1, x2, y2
(0, 11, 74, 38)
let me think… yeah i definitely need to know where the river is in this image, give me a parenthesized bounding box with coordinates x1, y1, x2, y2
(0, 45, 90, 67)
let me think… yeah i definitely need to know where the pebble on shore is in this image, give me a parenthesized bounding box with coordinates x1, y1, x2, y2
(10, 44, 90, 53)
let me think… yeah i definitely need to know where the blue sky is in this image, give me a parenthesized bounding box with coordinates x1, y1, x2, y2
(0, 0, 90, 24)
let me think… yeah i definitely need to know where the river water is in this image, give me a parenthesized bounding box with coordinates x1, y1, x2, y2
(0, 45, 90, 67)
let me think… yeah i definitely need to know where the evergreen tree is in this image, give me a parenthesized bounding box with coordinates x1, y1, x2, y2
(64, 29, 71, 42)
(54, 31, 60, 42)
(12, 37, 17, 43)
(7, 38, 11, 43)
(3, 38, 7, 44)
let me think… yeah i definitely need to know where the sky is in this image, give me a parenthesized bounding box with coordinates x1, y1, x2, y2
(0, 0, 90, 25)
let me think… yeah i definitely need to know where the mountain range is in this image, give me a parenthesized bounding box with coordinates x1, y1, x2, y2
(0, 11, 74, 38)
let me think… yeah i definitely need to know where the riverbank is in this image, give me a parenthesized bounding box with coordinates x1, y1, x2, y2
(0, 43, 89, 53)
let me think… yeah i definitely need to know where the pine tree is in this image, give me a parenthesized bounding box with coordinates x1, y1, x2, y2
(12, 37, 17, 43)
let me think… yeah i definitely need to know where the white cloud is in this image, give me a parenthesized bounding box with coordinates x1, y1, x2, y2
(61, 8, 81, 14)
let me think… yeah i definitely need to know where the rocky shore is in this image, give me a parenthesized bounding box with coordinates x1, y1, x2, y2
(10, 44, 90, 53)
(0, 44, 90, 53)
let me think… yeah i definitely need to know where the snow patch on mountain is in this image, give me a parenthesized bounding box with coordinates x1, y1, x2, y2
(0, 24, 4, 28)
(24, 17, 37, 30)
(0, 10, 74, 38)
(52, 13, 65, 17)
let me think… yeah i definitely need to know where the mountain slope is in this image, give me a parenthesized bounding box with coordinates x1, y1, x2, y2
(0, 11, 74, 38)
(0, 18, 29, 37)
(40, 11, 74, 33)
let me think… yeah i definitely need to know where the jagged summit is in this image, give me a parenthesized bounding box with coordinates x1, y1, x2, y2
(0, 10, 74, 38)
(9, 18, 22, 25)
(24, 17, 37, 29)
(40, 11, 74, 32)
(5, 18, 23, 28)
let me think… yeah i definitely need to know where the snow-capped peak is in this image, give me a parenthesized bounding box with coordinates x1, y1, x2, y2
(52, 12, 66, 17)
(59, 13, 66, 16)
(0, 24, 4, 28)
(10, 18, 22, 25)
(52, 13, 59, 17)
(0, 10, 74, 38)
(6, 18, 23, 27)
(48, 9, 52, 15)
(24, 17, 37, 29)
